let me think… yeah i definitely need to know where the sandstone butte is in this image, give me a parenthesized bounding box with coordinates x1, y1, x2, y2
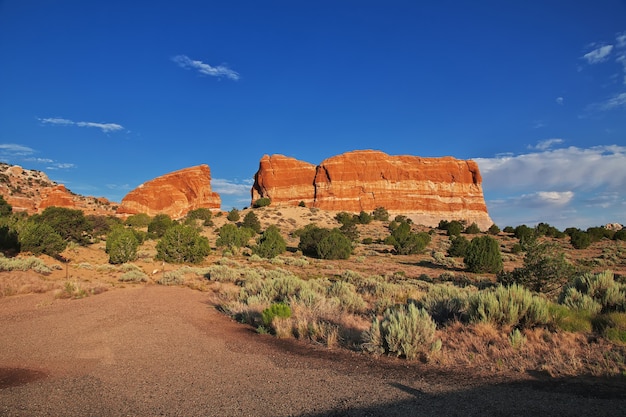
(116, 164, 221, 219)
(251, 150, 494, 229)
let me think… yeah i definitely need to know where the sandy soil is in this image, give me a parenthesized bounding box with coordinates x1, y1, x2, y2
(2, 284, 625, 417)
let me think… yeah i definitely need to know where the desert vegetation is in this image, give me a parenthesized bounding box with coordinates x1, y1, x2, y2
(1, 195, 626, 377)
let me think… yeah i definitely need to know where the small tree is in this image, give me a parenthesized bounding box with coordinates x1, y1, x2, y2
(316, 229, 353, 260)
(385, 222, 431, 255)
(148, 214, 174, 238)
(487, 224, 501, 235)
(464, 222, 481, 234)
(125, 213, 152, 228)
(296, 224, 330, 257)
(570, 230, 591, 249)
(155, 224, 210, 264)
(242, 211, 262, 233)
(34, 206, 92, 244)
(216, 223, 253, 251)
(106, 226, 139, 264)
(358, 211, 372, 225)
(0, 195, 12, 217)
(372, 207, 389, 221)
(18, 220, 67, 257)
(464, 235, 502, 273)
(186, 208, 213, 226)
(447, 235, 469, 257)
(254, 225, 286, 258)
(227, 208, 240, 222)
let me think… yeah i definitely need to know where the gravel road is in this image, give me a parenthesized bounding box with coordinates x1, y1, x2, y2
(1, 285, 625, 416)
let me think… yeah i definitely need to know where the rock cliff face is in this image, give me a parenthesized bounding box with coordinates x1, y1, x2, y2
(0, 164, 117, 215)
(252, 150, 493, 229)
(117, 165, 221, 219)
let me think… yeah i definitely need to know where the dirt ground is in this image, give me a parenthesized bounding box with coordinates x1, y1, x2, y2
(2, 284, 625, 417)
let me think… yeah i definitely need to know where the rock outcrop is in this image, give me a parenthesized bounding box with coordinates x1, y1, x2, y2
(117, 165, 221, 219)
(0, 163, 117, 215)
(252, 150, 493, 229)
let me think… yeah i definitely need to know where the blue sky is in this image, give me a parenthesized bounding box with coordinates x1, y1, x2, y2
(1, 1, 625, 230)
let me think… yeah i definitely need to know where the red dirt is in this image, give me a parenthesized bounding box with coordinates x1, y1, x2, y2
(1, 285, 625, 416)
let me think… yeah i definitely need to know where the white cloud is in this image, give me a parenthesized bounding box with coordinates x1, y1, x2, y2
(39, 117, 124, 133)
(529, 138, 563, 151)
(616, 32, 626, 49)
(172, 55, 240, 81)
(555, 96, 564, 105)
(211, 178, 253, 195)
(0, 144, 35, 155)
(582, 44, 614, 64)
(475, 144, 626, 192)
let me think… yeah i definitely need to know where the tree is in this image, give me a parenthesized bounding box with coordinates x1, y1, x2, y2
(227, 208, 240, 222)
(148, 214, 174, 238)
(358, 211, 372, 224)
(487, 224, 501, 235)
(514, 224, 534, 247)
(88, 215, 121, 239)
(18, 220, 66, 257)
(254, 225, 286, 258)
(125, 213, 152, 228)
(155, 224, 210, 264)
(242, 211, 262, 233)
(372, 207, 389, 221)
(463, 235, 502, 273)
(0, 225, 19, 253)
(498, 239, 576, 296)
(316, 229, 353, 260)
(297, 224, 330, 257)
(0, 195, 12, 217)
(105, 226, 139, 264)
(385, 222, 431, 255)
(216, 223, 253, 250)
(464, 222, 481, 234)
(570, 230, 591, 249)
(447, 235, 469, 257)
(185, 208, 213, 226)
(34, 206, 92, 244)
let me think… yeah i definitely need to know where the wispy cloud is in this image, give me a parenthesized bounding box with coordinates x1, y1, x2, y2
(555, 96, 564, 105)
(582, 44, 614, 64)
(39, 117, 124, 133)
(0, 144, 35, 156)
(587, 92, 626, 112)
(46, 163, 75, 170)
(172, 55, 240, 81)
(528, 138, 563, 151)
(212, 178, 253, 195)
(617, 32, 626, 49)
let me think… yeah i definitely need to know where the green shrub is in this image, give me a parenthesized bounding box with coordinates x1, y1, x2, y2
(559, 270, 625, 313)
(464, 235, 502, 273)
(514, 225, 534, 246)
(254, 225, 286, 259)
(155, 224, 211, 264)
(253, 198, 271, 208)
(157, 271, 185, 286)
(592, 313, 626, 344)
(363, 303, 437, 360)
(227, 208, 240, 222)
(148, 214, 174, 238)
(216, 223, 254, 250)
(498, 240, 575, 296)
(467, 284, 550, 328)
(464, 222, 481, 234)
(105, 226, 139, 264)
(18, 220, 67, 257)
(119, 270, 148, 283)
(206, 265, 241, 283)
(570, 230, 591, 249)
(614, 229, 626, 241)
(372, 207, 389, 221)
(0, 225, 19, 253)
(508, 328, 526, 349)
(125, 213, 152, 228)
(488, 224, 501, 235)
(386, 222, 431, 255)
(418, 284, 470, 325)
(447, 235, 469, 257)
(261, 302, 292, 327)
(0, 195, 12, 217)
(34, 206, 92, 244)
(327, 280, 366, 313)
(439, 220, 464, 237)
(358, 211, 373, 225)
(549, 304, 593, 333)
(0, 255, 53, 274)
(298, 201, 306, 207)
(242, 211, 262, 233)
(316, 229, 353, 260)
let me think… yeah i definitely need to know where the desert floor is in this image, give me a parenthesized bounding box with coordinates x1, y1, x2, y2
(2, 283, 626, 417)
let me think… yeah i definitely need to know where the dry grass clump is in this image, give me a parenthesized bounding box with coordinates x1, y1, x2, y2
(0, 255, 54, 274)
(119, 270, 148, 283)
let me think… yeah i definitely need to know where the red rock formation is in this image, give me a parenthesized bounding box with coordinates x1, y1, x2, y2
(251, 155, 317, 207)
(117, 165, 221, 219)
(39, 185, 78, 210)
(252, 150, 493, 229)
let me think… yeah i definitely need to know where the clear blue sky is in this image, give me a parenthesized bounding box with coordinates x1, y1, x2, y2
(1, 1, 625, 230)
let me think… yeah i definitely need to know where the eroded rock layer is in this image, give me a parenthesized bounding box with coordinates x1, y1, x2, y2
(117, 165, 221, 219)
(252, 150, 493, 228)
